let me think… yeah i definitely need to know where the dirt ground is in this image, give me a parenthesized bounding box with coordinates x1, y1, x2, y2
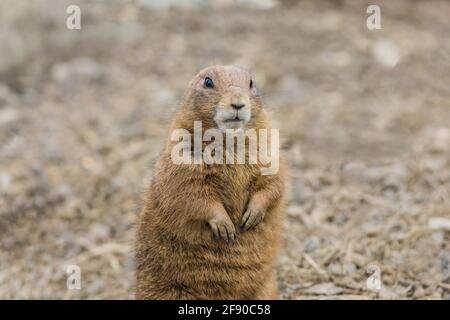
(0, 0, 449, 299)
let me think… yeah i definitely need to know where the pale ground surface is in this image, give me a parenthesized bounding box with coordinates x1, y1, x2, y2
(0, 0, 449, 299)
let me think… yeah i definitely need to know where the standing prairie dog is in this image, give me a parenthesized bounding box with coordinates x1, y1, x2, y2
(136, 65, 286, 299)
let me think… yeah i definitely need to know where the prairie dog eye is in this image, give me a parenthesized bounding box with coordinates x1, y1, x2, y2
(249, 79, 253, 89)
(204, 77, 214, 88)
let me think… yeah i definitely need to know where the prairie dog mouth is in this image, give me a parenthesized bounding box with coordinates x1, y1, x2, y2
(224, 117, 242, 122)
(214, 106, 250, 130)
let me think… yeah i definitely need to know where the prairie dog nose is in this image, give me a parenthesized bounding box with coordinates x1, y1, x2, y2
(231, 103, 245, 110)
(228, 85, 248, 110)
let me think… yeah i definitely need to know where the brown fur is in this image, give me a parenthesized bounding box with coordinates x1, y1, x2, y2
(135, 65, 287, 300)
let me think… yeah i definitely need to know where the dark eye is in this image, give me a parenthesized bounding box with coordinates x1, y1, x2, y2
(204, 77, 214, 88)
(249, 79, 253, 89)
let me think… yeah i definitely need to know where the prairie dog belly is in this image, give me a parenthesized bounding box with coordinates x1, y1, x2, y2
(136, 210, 280, 299)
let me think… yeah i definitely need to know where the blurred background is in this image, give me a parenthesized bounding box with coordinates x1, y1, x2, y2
(0, 0, 449, 299)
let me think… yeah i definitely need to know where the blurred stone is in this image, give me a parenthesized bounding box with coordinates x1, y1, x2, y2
(439, 250, 450, 278)
(288, 283, 303, 291)
(344, 263, 357, 275)
(371, 40, 400, 68)
(328, 263, 342, 275)
(0, 108, 20, 125)
(290, 178, 308, 204)
(153, 88, 175, 106)
(303, 282, 344, 295)
(431, 231, 444, 244)
(51, 58, 104, 86)
(276, 74, 304, 104)
(287, 143, 303, 167)
(333, 212, 349, 226)
(304, 236, 320, 252)
(323, 50, 350, 68)
(419, 127, 450, 153)
(234, 0, 278, 10)
(362, 164, 408, 185)
(429, 217, 450, 231)
(1, 236, 15, 249)
(351, 253, 368, 268)
(138, 0, 206, 10)
(138, 0, 278, 10)
(420, 156, 447, 172)
(0, 173, 12, 194)
(89, 223, 111, 241)
(321, 12, 342, 31)
(22, 89, 39, 106)
(0, 84, 19, 106)
(286, 205, 302, 217)
(413, 286, 426, 299)
(55, 184, 72, 199)
(341, 162, 365, 183)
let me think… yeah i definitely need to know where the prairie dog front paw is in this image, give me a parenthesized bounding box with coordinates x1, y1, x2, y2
(208, 216, 236, 243)
(241, 206, 265, 231)
(207, 202, 236, 243)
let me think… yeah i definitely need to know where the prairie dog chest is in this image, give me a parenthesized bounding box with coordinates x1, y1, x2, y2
(206, 163, 259, 221)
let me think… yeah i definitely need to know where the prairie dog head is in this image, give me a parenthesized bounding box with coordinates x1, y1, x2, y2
(184, 65, 262, 131)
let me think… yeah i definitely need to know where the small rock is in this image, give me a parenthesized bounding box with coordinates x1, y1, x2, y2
(431, 231, 444, 244)
(438, 250, 450, 278)
(138, 0, 279, 11)
(429, 217, 450, 231)
(304, 236, 321, 252)
(236, 0, 278, 10)
(0, 173, 12, 194)
(413, 286, 426, 299)
(0, 108, 21, 126)
(51, 58, 104, 86)
(303, 282, 344, 295)
(0, 84, 19, 106)
(363, 164, 408, 185)
(89, 223, 111, 241)
(419, 127, 450, 154)
(286, 205, 302, 217)
(276, 73, 304, 104)
(341, 162, 365, 183)
(213, 0, 278, 10)
(290, 178, 308, 204)
(1, 236, 15, 249)
(137, 0, 206, 10)
(344, 263, 357, 275)
(420, 156, 447, 172)
(351, 253, 368, 268)
(328, 263, 342, 275)
(288, 283, 303, 291)
(55, 184, 72, 199)
(153, 87, 175, 106)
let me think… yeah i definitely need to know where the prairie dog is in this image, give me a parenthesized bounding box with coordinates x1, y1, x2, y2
(136, 65, 286, 299)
